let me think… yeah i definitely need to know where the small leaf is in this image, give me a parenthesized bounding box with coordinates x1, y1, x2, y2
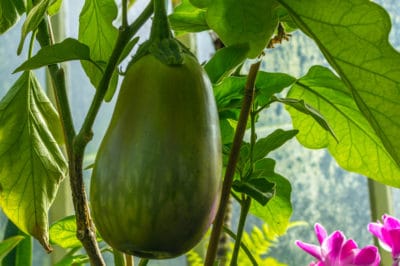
(249, 159, 292, 235)
(275, 97, 338, 142)
(204, 44, 249, 84)
(253, 129, 298, 161)
(0, 236, 25, 261)
(255, 72, 296, 107)
(14, 38, 100, 73)
(50, 215, 102, 249)
(213, 76, 246, 111)
(169, 0, 209, 35)
(0, 72, 67, 251)
(233, 178, 275, 205)
(18, 0, 52, 54)
(48, 0, 63, 16)
(206, 0, 280, 58)
(79, 0, 118, 98)
(0, 0, 25, 34)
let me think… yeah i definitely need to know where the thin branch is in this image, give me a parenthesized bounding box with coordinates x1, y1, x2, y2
(74, 1, 154, 154)
(204, 61, 261, 265)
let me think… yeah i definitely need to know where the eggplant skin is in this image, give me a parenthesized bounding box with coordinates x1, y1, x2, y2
(90, 53, 222, 259)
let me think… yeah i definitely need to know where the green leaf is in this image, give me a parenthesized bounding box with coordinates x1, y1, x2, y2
(233, 178, 275, 206)
(79, 0, 118, 99)
(253, 129, 298, 161)
(249, 159, 292, 235)
(204, 44, 249, 84)
(169, 0, 209, 35)
(214, 76, 246, 112)
(189, 0, 210, 8)
(278, 0, 400, 171)
(206, 0, 280, 58)
(55, 254, 88, 266)
(286, 66, 400, 187)
(255, 72, 296, 107)
(0, 72, 67, 251)
(18, 0, 52, 54)
(0, 236, 25, 261)
(50, 215, 102, 249)
(14, 234, 32, 266)
(275, 97, 338, 142)
(48, 0, 63, 16)
(0, 0, 25, 34)
(14, 38, 101, 73)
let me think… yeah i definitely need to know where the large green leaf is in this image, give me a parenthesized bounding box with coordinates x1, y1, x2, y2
(249, 159, 292, 235)
(278, 0, 400, 171)
(0, 72, 67, 251)
(287, 66, 400, 187)
(79, 0, 118, 101)
(0, 0, 25, 34)
(206, 0, 280, 58)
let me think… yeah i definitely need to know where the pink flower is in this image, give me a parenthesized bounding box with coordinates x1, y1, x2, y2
(296, 223, 380, 266)
(368, 214, 400, 265)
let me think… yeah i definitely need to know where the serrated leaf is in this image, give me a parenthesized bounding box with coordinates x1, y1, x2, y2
(206, 0, 280, 58)
(0, 236, 25, 261)
(253, 129, 298, 161)
(204, 44, 249, 84)
(48, 0, 63, 16)
(275, 96, 338, 142)
(0, 0, 25, 34)
(18, 0, 52, 54)
(233, 178, 275, 206)
(0, 72, 67, 251)
(14, 38, 100, 73)
(249, 159, 292, 235)
(277, 0, 400, 171)
(169, 0, 209, 35)
(50, 215, 102, 249)
(286, 66, 400, 187)
(79, 0, 118, 99)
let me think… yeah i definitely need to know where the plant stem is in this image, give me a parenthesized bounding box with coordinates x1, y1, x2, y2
(204, 61, 261, 266)
(122, 0, 128, 28)
(223, 226, 257, 266)
(230, 196, 251, 266)
(74, 1, 153, 153)
(36, 4, 153, 265)
(150, 0, 172, 41)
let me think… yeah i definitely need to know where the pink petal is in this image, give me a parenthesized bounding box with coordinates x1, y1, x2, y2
(323, 231, 345, 264)
(296, 240, 322, 260)
(353, 246, 380, 265)
(315, 223, 328, 245)
(340, 239, 358, 262)
(389, 229, 400, 258)
(383, 215, 400, 230)
(368, 223, 384, 240)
